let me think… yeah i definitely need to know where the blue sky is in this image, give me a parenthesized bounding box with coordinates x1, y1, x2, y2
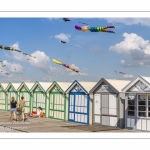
(1, 18, 150, 83)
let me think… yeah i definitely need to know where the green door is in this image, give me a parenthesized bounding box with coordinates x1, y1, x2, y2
(0, 91, 6, 110)
(49, 92, 66, 120)
(32, 91, 46, 114)
(20, 92, 31, 114)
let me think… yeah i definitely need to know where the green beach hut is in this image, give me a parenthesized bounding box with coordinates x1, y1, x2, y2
(0, 83, 8, 110)
(46, 81, 72, 120)
(30, 81, 52, 115)
(5, 82, 21, 111)
(17, 82, 35, 114)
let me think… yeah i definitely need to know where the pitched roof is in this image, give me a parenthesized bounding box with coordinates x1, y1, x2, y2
(46, 81, 72, 93)
(65, 80, 97, 94)
(89, 78, 131, 93)
(122, 75, 150, 92)
(1, 83, 8, 90)
(30, 81, 52, 92)
(17, 82, 35, 91)
(5, 82, 21, 91)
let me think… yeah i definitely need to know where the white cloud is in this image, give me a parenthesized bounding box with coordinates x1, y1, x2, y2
(110, 33, 150, 67)
(29, 50, 50, 66)
(3, 60, 24, 73)
(0, 60, 23, 76)
(54, 33, 71, 42)
(123, 74, 135, 78)
(109, 33, 150, 55)
(9, 42, 33, 62)
(11, 42, 20, 50)
(105, 18, 150, 26)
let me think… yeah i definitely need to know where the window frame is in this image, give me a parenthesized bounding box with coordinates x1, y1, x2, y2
(127, 95, 136, 117)
(137, 94, 147, 118)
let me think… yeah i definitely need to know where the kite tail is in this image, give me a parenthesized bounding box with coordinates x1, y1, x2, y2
(103, 25, 115, 29)
(102, 30, 115, 34)
(89, 27, 115, 33)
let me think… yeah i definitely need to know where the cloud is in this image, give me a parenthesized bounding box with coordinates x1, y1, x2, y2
(90, 45, 102, 54)
(0, 59, 24, 76)
(109, 33, 150, 67)
(105, 18, 150, 26)
(123, 74, 135, 78)
(9, 42, 31, 62)
(54, 33, 71, 42)
(3, 60, 24, 73)
(11, 42, 20, 50)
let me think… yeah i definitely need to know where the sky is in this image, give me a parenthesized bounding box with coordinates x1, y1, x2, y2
(1, 18, 150, 83)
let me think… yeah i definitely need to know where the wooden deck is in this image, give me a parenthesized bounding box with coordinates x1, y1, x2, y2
(0, 110, 140, 133)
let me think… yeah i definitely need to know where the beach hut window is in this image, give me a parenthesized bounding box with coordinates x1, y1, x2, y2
(138, 95, 146, 117)
(128, 95, 135, 116)
(148, 95, 150, 117)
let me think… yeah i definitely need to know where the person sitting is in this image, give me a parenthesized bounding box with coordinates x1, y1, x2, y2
(31, 107, 44, 118)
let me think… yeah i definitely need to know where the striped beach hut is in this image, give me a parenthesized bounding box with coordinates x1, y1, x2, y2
(46, 81, 72, 120)
(17, 82, 35, 114)
(65, 80, 97, 125)
(30, 81, 52, 114)
(122, 75, 150, 131)
(5, 83, 21, 111)
(0, 83, 8, 110)
(89, 78, 130, 128)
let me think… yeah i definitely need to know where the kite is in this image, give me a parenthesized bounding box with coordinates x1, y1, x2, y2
(63, 18, 70, 22)
(6, 73, 10, 75)
(114, 70, 117, 74)
(75, 25, 115, 33)
(52, 59, 81, 75)
(61, 40, 66, 44)
(0, 61, 6, 67)
(0, 45, 36, 58)
(119, 72, 127, 75)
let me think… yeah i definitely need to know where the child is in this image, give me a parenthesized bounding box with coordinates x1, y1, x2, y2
(31, 107, 44, 118)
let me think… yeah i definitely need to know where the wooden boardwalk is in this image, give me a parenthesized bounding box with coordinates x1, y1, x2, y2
(0, 110, 139, 133)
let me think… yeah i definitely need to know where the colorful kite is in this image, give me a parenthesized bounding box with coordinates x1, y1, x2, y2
(0, 45, 36, 58)
(63, 18, 70, 22)
(75, 25, 115, 33)
(119, 72, 127, 75)
(52, 59, 81, 75)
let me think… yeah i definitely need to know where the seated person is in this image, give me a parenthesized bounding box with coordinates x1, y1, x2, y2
(31, 107, 44, 118)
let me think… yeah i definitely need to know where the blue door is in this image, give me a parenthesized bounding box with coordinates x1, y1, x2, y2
(68, 92, 89, 124)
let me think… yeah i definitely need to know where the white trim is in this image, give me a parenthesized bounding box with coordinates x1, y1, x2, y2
(122, 76, 150, 92)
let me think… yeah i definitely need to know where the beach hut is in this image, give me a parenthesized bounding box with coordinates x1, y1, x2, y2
(0, 83, 8, 110)
(89, 78, 130, 128)
(122, 75, 150, 131)
(46, 81, 72, 120)
(5, 83, 21, 111)
(65, 80, 97, 125)
(17, 82, 35, 114)
(30, 82, 52, 114)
